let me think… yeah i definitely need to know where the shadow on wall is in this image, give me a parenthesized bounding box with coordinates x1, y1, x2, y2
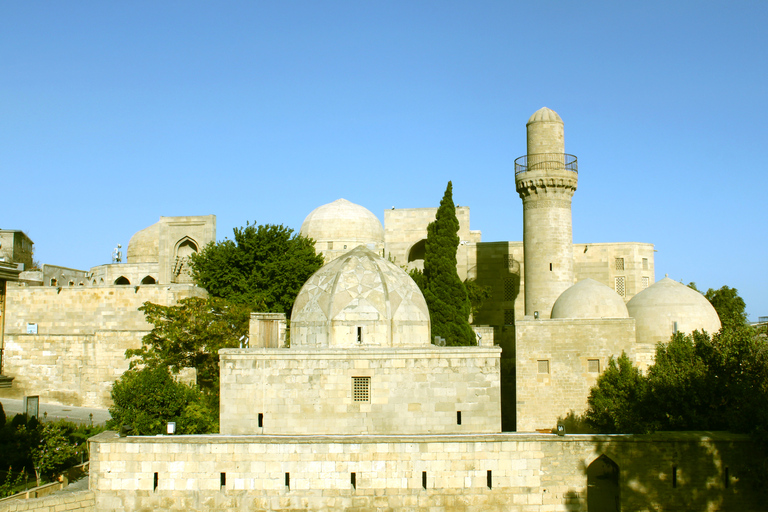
(587, 434, 765, 512)
(473, 243, 521, 432)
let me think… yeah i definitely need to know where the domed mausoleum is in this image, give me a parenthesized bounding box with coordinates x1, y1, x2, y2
(291, 246, 430, 349)
(551, 278, 629, 319)
(627, 277, 722, 345)
(300, 198, 385, 262)
(126, 222, 160, 263)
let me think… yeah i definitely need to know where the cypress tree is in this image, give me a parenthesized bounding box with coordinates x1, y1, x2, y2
(423, 181, 475, 346)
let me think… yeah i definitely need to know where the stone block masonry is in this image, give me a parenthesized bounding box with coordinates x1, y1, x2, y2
(88, 431, 761, 511)
(219, 347, 502, 435)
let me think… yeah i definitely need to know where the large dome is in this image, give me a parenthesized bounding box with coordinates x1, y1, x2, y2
(627, 277, 721, 345)
(126, 222, 159, 263)
(300, 198, 384, 253)
(551, 279, 629, 319)
(290, 246, 430, 349)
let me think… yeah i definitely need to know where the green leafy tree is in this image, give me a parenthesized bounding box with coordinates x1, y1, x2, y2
(129, 296, 250, 393)
(464, 278, 492, 322)
(30, 423, 77, 486)
(189, 223, 324, 316)
(705, 285, 748, 331)
(422, 182, 475, 346)
(108, 366, 218, 435)
(585, 352, 650, 433)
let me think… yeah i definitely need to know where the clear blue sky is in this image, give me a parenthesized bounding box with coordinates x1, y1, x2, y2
(2, 2, 766, 320)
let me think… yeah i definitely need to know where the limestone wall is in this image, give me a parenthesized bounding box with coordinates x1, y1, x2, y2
(88, 431, 761, 511)
(0, 284, 206, 408)
(0, 490, 94, 512)
(573, 242, 655, 301)
(515, 318, 637, 432)
(219, 347, 501, 436)
(4, 284, 205, 335)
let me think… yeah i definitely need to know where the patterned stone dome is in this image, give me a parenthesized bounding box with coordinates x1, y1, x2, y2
(627, 277, 721, 345)
(551, 279, 629, 319)
(126, 222, 159, 263)
(290, 246, 430, 348)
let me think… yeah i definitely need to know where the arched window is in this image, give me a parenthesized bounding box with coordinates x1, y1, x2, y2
(172, 237, 198, 284)
(114, 276, 130, 285)
(141, 276, 157, 285)
(50, 278, 57, 287)
(588, 455, 620, 512)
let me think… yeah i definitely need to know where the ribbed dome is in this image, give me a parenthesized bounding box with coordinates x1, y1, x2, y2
(300, 198, 384, 249)
(627, 277, 721, 345)
(527, 107, 563, 124)
(290, 246, 430, 349)
(551, 279, 629, 319)
(126, 222, 159, 263)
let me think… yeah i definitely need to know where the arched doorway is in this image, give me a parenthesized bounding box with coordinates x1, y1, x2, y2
(588, 455, 620, 512)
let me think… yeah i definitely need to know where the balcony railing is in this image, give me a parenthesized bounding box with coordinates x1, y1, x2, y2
(514, 153, 578, 175)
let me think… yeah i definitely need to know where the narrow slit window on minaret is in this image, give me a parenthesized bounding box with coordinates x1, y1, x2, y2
(549, 263, 553, 271)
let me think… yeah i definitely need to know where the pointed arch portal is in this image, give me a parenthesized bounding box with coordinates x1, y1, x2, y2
(588, 454, 620, 512)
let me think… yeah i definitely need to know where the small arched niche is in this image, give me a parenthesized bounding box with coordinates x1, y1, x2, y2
(587, 454, 620, 511)
(407, 239, 427, 263)
(114, 276, 130, 285)
(140, 275, 157, 285)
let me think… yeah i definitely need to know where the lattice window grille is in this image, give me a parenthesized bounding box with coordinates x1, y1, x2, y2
(504, 309, 514, 326)
(615, 276, 626, 297)
(504, 278, 516, 301)
(642, 258, 649, 270)
(352, 377, 370, 402)
(615, 258, 625, 271)
(642, 277, 650, 289)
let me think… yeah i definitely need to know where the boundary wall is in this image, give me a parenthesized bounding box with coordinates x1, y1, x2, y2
(88, 431, 761, 512)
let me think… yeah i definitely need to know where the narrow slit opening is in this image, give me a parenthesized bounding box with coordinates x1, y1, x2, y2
(258, 413, 263, 428)
(351, 472, 356, 489)
(487, 470, 492, 489)
(457, 411, 462, 425)
(422, 471, 427, 489)
(285, 472, 290, 489)
(220, 472, 226, 490)
(153, 472, 158, 492)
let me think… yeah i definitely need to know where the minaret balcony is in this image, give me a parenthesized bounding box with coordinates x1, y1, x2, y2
(514, 153, 578, 175)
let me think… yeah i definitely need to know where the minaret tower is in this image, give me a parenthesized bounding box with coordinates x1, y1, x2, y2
(515, 107, 578, 318)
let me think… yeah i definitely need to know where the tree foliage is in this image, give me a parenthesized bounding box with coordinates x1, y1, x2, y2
(585, 352, 650, 434)
(189, 223, 324, 316)
(705, 285, 748, 331)
(129, 296, 250, 393)
(585, 326, 768, 435)
(422, 182, 475, 346)
(108, 366, 218, 435)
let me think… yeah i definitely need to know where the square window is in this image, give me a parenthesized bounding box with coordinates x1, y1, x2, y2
(537, 360, 549, 374)
(642, 258, 649, 270)
(352, 377, 370, 402)
(615, 258, 625, 271)
(588, 359, 600, 373)
(615, 276, 626, 297)
(327, 242, 333, 250)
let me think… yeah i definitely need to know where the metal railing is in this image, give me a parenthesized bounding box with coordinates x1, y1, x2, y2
(514, 153, 578, 175)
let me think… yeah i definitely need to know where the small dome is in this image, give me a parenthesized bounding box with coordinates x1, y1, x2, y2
(527, 107, 563, 125)
(300, 199, 384, 251)
(551, 279, 629, 319)
(627, 277, 721, 345)
(290, 246, 430, 349)
(126, 222, 159, 263)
